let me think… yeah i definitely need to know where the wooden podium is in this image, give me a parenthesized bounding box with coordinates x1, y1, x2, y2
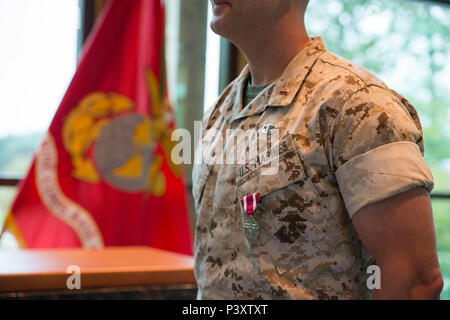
(0, 246, 197, 299)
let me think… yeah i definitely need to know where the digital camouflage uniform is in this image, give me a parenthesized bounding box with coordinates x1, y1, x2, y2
(192, 37, 434, 300)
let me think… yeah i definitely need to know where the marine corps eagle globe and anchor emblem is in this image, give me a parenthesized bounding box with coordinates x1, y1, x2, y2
(62, 70, 181, 196)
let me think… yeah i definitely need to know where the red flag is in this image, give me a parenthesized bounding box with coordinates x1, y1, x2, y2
(1, 0, 193, 255)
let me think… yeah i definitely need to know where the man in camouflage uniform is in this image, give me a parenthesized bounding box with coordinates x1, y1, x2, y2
(192, 0, 443, 299)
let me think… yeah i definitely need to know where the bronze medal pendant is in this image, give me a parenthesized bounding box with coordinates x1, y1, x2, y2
(243, 215, 259, 242)
(241, 193, 262, 242)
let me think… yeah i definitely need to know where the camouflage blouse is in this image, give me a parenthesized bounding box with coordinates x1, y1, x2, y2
(192, 36, 434, 299)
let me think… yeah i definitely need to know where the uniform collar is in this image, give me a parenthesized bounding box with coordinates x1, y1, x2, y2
(220, 36, 327, 123)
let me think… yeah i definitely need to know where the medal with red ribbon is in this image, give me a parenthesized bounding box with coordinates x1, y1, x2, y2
(241, 192, 262, 242)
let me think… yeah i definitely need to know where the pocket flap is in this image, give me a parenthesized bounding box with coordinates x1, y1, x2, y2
(235, 134, 307, 200)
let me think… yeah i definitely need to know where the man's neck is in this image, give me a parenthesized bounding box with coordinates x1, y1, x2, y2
(234, 19, 311, 86)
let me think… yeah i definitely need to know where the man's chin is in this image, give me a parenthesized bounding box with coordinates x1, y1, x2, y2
(210, 17, 230, 37)
(209, 17, 226, 37)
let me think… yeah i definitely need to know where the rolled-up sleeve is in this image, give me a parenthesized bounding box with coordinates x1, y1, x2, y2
(330, 85, 434, 219)
(335, 141, 434, 218)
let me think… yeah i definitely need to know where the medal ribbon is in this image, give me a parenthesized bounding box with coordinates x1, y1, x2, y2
(241, 193, 261, 216)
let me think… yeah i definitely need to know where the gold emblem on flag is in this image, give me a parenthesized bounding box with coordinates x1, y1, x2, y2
(62, 70, 180, 196)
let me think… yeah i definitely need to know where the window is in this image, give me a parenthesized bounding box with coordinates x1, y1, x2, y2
(164, 0, 209, 176)
(306, 0, 450, 299)
(0, 0, 214, 241)
(0, 0, 80, 227)
(164, 0, 212, 232)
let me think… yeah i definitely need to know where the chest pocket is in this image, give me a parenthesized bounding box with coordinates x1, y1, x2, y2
(235, 134, 345, 276)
